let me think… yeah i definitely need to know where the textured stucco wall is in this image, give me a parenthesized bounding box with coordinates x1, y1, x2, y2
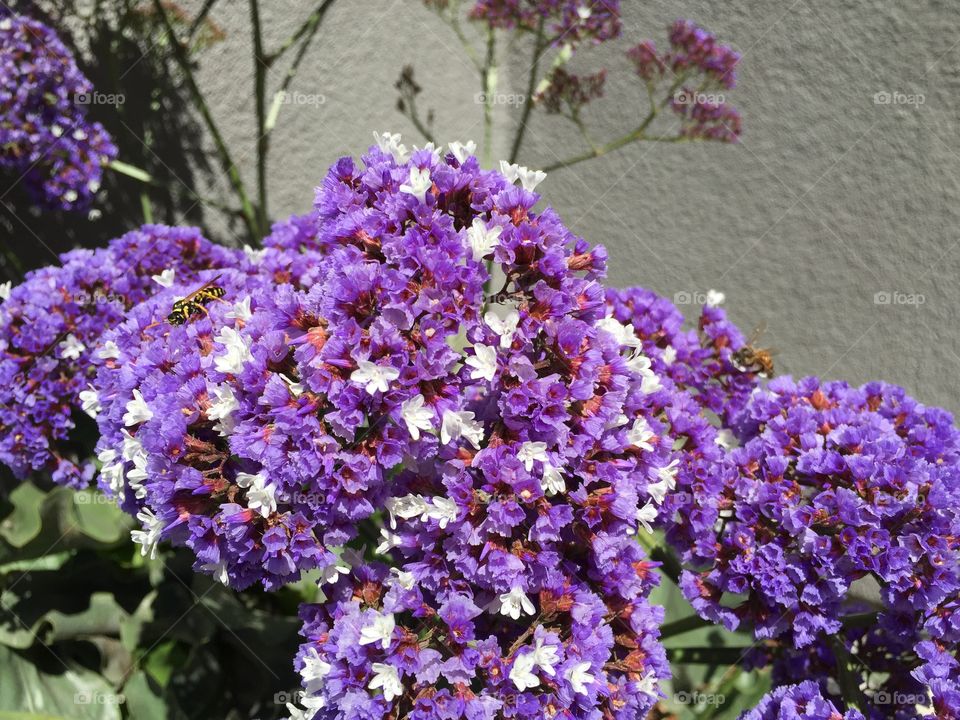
(188, 0, 960, 412)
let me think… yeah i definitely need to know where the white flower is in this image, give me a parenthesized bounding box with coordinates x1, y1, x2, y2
(123, 389, 153, 426)
(96, 340, 121, 360)
(636, 501, 658, 533)
(97, 449, 125, 495)
(565, 661, 595, 695)
(448, 140, 477, 163)
(597, 317, 642, 349)
(465, 343, 498, 382)
(126, 453, 149, 498)
(235, 471, 276, 518)
(715, 429, 736, 449)
(0, 281, 11, 301)
(484, 309, 519, 348)
(541, 463, 566, 496)
(657, 459, 679, 486)
(385, 494, 429, 529)
(499, 161, 547, 191)
(243, 244, 267, 264)
(79, 385, 101, 418)
(359, 612, 396, 650)
(207, 383, 239, 436)
(576, 5, 592, 19)
(440, 410, 484, 448)
(201, 560, 230, 585)
(300, 647, 332, 695)
(706, 289, 726, 307)
(281, 374, 305, 397)
(351, 360, 400, 395)
(131, 508, 165, 559)
(627, 417, 655, 452)
(509, 652, 540, 691)
(414, 142, 443, 161)
(467, 218, 502, 261)
(400, 166, 432, 203)
(373, 131, 409, 163)
(376, 528, 402, 554)
(151, 268, 175, 288)
(120, 429, 145, 462)
(662, 345, 677, 365)
(426, 496, 458, 529)
(226, 296, 253, 322)
(517, 441, 549, 472)
(318, 558, 350, 585)
(214, 327, 253, 374)
(531, 636, 559, 676)
(368, 662, 402, 702)
(390, 568, 416, 590)
(494, 588, 536, 620)
(637, 671, 658, 697)
(59, 334, 85, 360)
(400, 394, 434, 440)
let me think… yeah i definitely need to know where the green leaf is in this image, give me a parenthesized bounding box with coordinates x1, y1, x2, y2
(120, 671, 168, 720)
(0, 483, 46, 547)
(0, 645, 122, 720)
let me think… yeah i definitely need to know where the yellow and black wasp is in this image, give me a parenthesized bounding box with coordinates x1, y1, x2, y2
(166, 275, 226, 325)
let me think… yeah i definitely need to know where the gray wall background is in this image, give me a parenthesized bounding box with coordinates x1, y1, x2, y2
(183, 0, 960, 413)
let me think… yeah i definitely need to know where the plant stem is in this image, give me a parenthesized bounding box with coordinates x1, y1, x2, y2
(152, 0, 259, 241)
(830, 636, 867, 713)
(636, 531, 682, 585)
(481, 26, 497, 167)
(249, 0, 269, 236)
(187, 0, 220, 42)
(508, 16, 545, 164)
(267, 0, 338, 64)
(660, 614, 713, 639)
(140, 192, 153, 223)
(666, 646, 750, 665)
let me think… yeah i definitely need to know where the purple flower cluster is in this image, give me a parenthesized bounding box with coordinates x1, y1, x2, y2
(87, 214, 337, 589)
(270, 139, 679, 719)
(739, 681, 864, 720)
(628, 20, 743, 143)
(535, 67, 607, 117)
(0, 225, 233, 486)
(665, 376, 959, 716)
(468, 0, 621, 46)
(0, 10, 118, 210)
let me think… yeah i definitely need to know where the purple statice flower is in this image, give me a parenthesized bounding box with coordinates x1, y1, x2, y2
(0, 10, 118, 210)
(277, 136, 675, 719)
(740, 681, 865, 720)
(468, 0, 621, 46)
(667, 376, 960, 681)
(627, 20, 743, 143)
(0, 225, 234, 486)
(89, 215, 336, 589)
(535, 67, 607, 117)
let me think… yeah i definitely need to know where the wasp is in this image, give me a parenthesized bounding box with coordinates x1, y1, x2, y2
(166, 275, 226, 325)
(732, 322, 776, 378)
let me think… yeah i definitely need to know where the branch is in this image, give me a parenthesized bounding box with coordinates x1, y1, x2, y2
(250, 0, 269, 236)
(508, 16, 546, 164)
(152, 0, 259, 241)
(266, 0, 338, 64)
(187, 0, 219, 42)
(660, 614, 713, 639)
